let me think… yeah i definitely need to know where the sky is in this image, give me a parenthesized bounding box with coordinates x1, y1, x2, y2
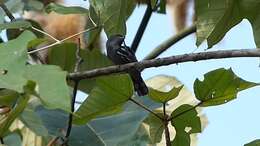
(67, 1, 260, 145)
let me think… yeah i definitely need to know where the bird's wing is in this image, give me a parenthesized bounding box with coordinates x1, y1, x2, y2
(116, 46, 138, 63)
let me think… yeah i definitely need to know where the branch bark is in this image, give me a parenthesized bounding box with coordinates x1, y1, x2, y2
(68, 49, 260, 80)
(131, 0, 153, 52)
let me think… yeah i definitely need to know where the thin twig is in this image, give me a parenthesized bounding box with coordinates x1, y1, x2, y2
(163, 103, 171, 146)
(144, 24, 196, 60)
(47, 137, 59, 146)
(0, 3, 15, 21)
(65, 39, 83, 141)
(0, 2, 62, 44)
(168, 102, 202, 121)
(28, 26, 99, 54)
(129, 98, 163, 120)
(131, 0, 153, 52)
(0, 137, 4, 144)
(31, 26, 60, 42)
(69, 49, 260, 80)
(88, 14, 97, 27)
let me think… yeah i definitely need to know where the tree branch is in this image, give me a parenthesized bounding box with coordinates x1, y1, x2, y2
(131, 0, 153, 52)
(0, 3, 15, 21)
(68, 49, 260, 80)
(144, 24, 196, 60)
(0, 137, 4, 144)
(65, 39, 83, 142)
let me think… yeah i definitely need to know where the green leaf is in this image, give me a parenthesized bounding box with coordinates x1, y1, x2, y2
(85, 6, 102, 49)
(143, 113, 164, 144)
(73, 74, 133, 124)
(20, 101, 49, 137)
(24, 65, 71, 112)
(0, 89, 19, 107)
(194, 68, 259, 106)
(5, 0, 24, 14)
(170, 104, 201, 146)
(171, 104, 201, 134)
(148, 85, 183, 103)
(90, 0, 136, 36)
(0, 20, 31, 31)
(0, 31, 35, 92)
(89, 96, 160, 146)
(157, 0, 166, 14)
(171, 131, 190, 146)
(45, 3, 89, 14)
(195, 0, 260, 48)
(0, 31, 70, 111)
(245, 139, 260, 146)
(0, 94, 30, 137)
(48, 44, 112, 93)
(2, 131, 22, 146)
(27, 38, 48, 50)
(23, 0, 44, 11)
(35, 106, 105, 146)
(117, 124, 151, 146)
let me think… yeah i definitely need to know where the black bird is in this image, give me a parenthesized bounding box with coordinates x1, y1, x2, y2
(106, 34, 148, 96)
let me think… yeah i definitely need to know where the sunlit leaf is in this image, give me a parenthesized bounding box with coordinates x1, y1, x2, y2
(194, 68, 259, 106)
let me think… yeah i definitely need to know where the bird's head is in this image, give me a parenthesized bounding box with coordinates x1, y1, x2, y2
(106, 34, 125, 49)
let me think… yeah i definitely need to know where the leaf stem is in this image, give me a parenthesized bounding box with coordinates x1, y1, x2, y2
(163, 103, 171, 146)
(129, 98, 163, 120)
(168, 102, 202, 121)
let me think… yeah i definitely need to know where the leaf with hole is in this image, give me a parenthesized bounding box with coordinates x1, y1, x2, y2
(194, 68, 259, 106)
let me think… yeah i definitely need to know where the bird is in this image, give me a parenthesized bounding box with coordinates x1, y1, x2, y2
(106, 34, 148, 96)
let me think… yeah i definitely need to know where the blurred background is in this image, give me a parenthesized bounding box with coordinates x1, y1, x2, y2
(67, 0, 260, 145)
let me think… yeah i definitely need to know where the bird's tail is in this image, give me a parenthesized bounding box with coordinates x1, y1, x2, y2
(129, 70, 148, 96)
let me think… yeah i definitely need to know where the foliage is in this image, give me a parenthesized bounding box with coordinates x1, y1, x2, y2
(0, 0, 259, 146)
